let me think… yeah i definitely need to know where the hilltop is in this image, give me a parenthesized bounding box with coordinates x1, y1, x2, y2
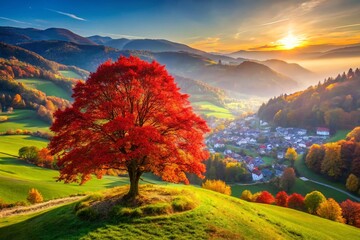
(0, 185, 359, 240)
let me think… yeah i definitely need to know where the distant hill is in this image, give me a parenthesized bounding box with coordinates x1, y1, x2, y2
(318, 46, 360, 59)
(192, 61, 298, 96)
(259, 59, 316, 86)
(258, 68, 360, 130)
(0, 42, 88, 78)
(0, 26, 96, 45)
(17, 40, 297, 96)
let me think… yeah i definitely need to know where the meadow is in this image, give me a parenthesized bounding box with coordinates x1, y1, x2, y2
(0, 110, 50, 133)
(16, 78, 72, 101)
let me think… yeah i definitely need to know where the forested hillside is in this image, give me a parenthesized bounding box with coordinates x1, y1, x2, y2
(258, 68, 360, 131)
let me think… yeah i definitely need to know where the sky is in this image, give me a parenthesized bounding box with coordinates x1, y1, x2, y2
(0, 0, 360, 53)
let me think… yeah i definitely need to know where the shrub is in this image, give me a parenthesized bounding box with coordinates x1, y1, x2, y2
(87, 193, 104, 202)
(76, 207, 98, 221)
(27, 188, 43, 204)
(74, 201, 90, 212)
(317, 198, 344, 223)
(287, 193, 305, 211)
(304, 191, 326, 214)
(275, 191, 288, 207)
(256, 191, 275, 204)
(240, 190, 253, 202)
(251, 192, 262, 202)
(202, 179, 231, 195)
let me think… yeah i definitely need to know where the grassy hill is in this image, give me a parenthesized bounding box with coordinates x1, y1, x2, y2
(0, 185, 359, 240)
(16, 78, 72, 101)
(0, 110, 50, 133)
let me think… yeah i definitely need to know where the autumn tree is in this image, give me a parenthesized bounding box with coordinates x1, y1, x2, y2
(202, 179, 231, 195)
(240, 190, 253, 202)
(321, 143, 343, 180)
(256, 191, 275, 204)
(304, 191, 326, 214)
(287, 193, 305, 211)
(340, 199, 360, 227)
(346, 174, 359, 192)
(317, 198, 344, 223)
(49, 56, 209, 201)
(27, 188, 43, 204)
(18, 146, 39, 162)
(285, 147, 298, 167)
(280, 167, 296, 192)
(305, 144, 325, 173)
(346, 127, 360, 142)
(275, 191, 288, 207)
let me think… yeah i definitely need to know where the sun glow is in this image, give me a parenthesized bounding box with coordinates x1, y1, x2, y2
(278, 32, 302, 50)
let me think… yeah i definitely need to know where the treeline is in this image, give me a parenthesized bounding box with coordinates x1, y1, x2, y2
(305, 127, 360, 194)
(0, 58, 73, 123)
(240, 189, 360, 228)
(258, 68, 360, 131)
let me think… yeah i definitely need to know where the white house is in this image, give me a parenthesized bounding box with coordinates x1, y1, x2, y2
(316, 127, 330, 136)
(252, 172, 264, 181)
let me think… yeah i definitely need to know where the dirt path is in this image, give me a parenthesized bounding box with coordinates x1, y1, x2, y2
(0, 196, 85, 218)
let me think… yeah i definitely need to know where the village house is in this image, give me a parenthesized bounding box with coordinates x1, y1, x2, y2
(316, 127, 330, 136)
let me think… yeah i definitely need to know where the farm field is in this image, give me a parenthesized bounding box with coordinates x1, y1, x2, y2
(0, 110, 50, 133)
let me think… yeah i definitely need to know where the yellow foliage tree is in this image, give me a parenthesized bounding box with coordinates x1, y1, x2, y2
(321, 143, 343, 179)
(27, 188, 44, 204)
(240, 190, 252, 201)
(346, 174, 359, 192)
(285, 147, 298, 167)
(317, 198, 344, 223)
(202, 179, 231, 195)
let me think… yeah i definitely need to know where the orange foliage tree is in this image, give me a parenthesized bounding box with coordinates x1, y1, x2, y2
(256, 191, 275, 204)
(49, 56, 209, 200)
(275, 191, 288, 207)
(202, 179, 231, 195)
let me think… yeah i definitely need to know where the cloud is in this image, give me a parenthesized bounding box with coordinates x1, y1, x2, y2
(260, 18, 289, 26)
(189, 37, 221, 52)
(0, 17, 32, 25)
(48, 9, 86, 21)
(248, 44, 281, 51)
(300, 0, 326, 12)
(334, 23, 360, 29)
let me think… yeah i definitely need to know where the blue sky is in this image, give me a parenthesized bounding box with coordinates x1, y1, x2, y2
(0, 0, 360, 52)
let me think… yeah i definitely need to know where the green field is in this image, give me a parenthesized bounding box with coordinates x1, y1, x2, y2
(0, 135, 127, 202)
(0, 110, 50, 133)
(16, 78, 72, 101)
(59, 70, 82, 79)
(192, 101, 234, 119)
(327, 130, 351, 143)
(0, 185, 359, 240)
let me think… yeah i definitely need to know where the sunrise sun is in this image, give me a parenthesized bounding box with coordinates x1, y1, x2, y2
(278, 32, 302, 50)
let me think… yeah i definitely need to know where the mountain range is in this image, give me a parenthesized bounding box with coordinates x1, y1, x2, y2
(0, 26, 343, 97)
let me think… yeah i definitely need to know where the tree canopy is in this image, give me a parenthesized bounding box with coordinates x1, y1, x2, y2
(49, 56, 209, 200)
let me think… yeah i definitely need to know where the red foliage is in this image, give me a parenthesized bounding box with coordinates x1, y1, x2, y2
(256, 191, 275, 204)
(287, 193, 305, 210)
(275, 191, 288, 207)
(341, 199, 360, 227)
(49, 56, 209, 199)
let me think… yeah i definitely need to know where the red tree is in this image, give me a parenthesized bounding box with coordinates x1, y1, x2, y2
(340, 199, 360, 227)
(287, 193, 305, 211)
(256, 191, 275, 204)
(275, 191, 288, 207)
(49, 56, 209, 200)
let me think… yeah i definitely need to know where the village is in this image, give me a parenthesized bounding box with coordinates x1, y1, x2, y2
(206, 115, 330, 183)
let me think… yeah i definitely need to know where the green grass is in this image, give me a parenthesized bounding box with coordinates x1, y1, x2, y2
(262, 156, 275, 165)
(59, 70, 82, 79)
(0, 185, 359, 240)
(16, 78, 72, 101)
(0, 110, 50, 133)
(327, 130, 351, 143)
(192, 101, 234, 119)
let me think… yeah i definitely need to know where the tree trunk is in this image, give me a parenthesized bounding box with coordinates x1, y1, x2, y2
(124, 165, 142, 201)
